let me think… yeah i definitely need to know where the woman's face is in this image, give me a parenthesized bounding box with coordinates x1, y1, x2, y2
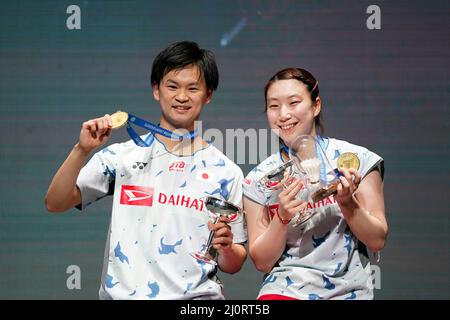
(266, 79, 321, 148)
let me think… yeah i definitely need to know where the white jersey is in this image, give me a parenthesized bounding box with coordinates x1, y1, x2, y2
(76, 134, 246, 300)
(243, 137, 383, 300)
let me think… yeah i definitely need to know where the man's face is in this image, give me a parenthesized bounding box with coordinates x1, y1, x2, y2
(153, 64, 212, 131)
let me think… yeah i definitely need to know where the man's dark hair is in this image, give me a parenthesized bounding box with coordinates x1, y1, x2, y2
(151, 41, 219, 92)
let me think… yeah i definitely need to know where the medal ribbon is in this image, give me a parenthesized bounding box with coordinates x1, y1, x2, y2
(316, 136, 342, 182)
(125, 113, 197, 147)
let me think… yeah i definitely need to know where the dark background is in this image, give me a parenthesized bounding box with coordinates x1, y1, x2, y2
(0, 0, 448, 299)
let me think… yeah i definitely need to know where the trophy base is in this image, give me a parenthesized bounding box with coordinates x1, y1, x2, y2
(190, 252, 217, 266)
(292, 210, 318, 227)
(311, 181, 340, 203)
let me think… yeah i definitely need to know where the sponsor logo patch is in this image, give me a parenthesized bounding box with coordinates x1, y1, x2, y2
(169, 161, 186, 173)
(120, 185, 154, 206)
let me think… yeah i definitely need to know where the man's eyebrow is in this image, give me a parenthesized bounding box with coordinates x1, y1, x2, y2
(165, 79, 200, 86)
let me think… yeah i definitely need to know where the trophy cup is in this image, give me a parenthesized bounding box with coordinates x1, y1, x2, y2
(257, 135, 342, 227)
(257, 159, 296, 193)
(190, 196, 243, 265)
(257, 159, 313, 226)
(289, 135, 341, 204)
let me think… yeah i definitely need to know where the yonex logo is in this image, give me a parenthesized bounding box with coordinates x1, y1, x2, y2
(132, 162, 148, 170)
(120, 185, 154, 206)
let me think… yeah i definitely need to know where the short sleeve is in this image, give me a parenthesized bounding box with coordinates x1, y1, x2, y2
(76, 146, 117, 210)
(224, 165, 247, 244)
(333, 139, 384, 182)
(243, 166, 268, 206)
(355, 147, 384, 182)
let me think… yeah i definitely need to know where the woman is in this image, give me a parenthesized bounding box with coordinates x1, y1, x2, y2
(243, 68, 387, 300)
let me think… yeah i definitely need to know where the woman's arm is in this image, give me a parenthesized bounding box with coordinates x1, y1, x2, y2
(244, 179, 307, 273)
(336, 168, 388, 252)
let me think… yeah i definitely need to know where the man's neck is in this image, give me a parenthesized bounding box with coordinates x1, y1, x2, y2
(155, 118, 208, 154)
(157, 134, 208, 155)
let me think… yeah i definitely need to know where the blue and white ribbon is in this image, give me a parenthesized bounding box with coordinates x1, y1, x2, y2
(125, 113, 197, 147)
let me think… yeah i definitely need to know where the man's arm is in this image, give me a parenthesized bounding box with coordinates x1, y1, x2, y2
(217, 244, 247, 274)
(209, 216, 247, 274)
(45, 115, 112, 213)
(45, 144, 88, 212)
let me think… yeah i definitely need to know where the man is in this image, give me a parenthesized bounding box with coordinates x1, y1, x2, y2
(45, 41, 247, 299)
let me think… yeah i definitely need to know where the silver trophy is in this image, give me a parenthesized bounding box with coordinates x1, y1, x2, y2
(190, 196, 243, 265)
(257, 159, 312, 226)
(289, 135, 341, 204)
(257, 159, 296, 192)
(257, 135, 341, 227)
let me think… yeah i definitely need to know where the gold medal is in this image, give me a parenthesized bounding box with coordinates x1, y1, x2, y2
(337, 152, 360, 170)
(110, 110, 128, 129)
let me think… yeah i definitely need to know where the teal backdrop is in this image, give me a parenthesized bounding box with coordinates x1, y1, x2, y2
(0, 0, 448, 299)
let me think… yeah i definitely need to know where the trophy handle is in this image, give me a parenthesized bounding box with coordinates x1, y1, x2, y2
(311, 181, 340, 203)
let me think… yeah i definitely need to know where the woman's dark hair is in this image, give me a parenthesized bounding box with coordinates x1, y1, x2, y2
(264, 67, 324, 134)
(151, 41, 219, 92)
